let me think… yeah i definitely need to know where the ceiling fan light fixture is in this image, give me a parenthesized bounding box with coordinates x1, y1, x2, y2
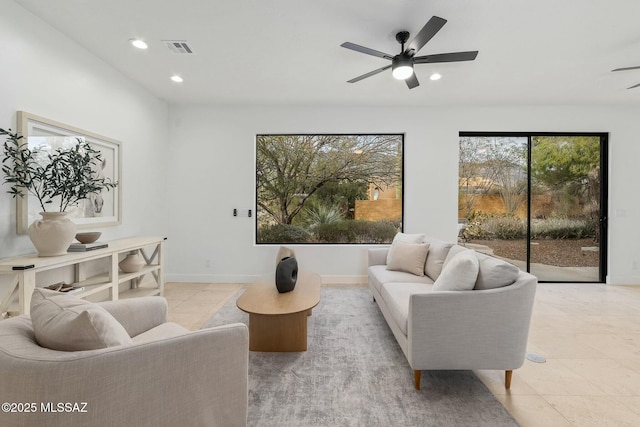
(341, 16, 478, 89)
(392, 65, 413, 80)
(392, 56, 414, 80)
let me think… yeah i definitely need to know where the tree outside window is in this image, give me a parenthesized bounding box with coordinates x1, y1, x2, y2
(256, 134, 403, 244)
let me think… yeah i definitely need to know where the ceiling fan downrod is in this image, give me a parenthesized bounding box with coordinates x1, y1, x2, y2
(395, 31, 410, 53)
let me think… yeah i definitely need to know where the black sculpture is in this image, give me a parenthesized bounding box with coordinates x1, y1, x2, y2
(275, 256, 298, 293)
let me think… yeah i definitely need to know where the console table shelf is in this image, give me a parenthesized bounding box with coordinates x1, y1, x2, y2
(119, 286, 162, 299)
(118, 265, 160, 284)
(0, 236, 166, 316)
(73, 276, 113, 298)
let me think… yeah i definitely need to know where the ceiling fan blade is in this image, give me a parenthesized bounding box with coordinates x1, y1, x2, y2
(612, 66, 640, 72)
(628, 83, 640, 89)
(407, 16, 447, 54)
(405, 73, 420, 89)
(347, 64, 392, 83)
(341, 42, 394, 60)
(414, 51, 479, 64)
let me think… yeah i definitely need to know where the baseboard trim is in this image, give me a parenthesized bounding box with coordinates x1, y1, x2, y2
(165, 273, 368, 285)
(606, 275, 640, 285)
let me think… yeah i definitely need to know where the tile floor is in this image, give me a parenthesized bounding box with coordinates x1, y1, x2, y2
(164, 281, 640, 427)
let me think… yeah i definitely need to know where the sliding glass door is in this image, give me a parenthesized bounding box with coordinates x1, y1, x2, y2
(458, 136, 529, 272)
(459, 133, 607, 283)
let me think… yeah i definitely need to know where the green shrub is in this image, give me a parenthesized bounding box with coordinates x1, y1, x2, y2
(463, 212, 525, 240)
(257, 224, 311, 243)
(464, 212, 596, 240)
(531, 218, 595, 239)
(316, 219, 397, 243)
(492, 216, 526, 239)
(463, 212, 491, 239)
(368, 220, 399, 243)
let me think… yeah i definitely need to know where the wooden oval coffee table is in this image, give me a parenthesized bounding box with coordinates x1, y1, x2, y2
(236, 271, 321, 352)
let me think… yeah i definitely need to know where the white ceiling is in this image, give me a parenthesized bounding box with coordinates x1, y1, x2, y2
(14, 0, 640, 107)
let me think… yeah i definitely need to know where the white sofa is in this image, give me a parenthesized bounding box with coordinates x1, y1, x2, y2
(368, 234, 537, 390)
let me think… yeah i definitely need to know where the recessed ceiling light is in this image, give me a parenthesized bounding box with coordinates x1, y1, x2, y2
(129, 39, 148, 50)
(430, 73, 442, 81)
(171, 75, 184, 83)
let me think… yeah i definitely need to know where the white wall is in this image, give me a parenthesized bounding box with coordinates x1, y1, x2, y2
(3, 1, 640, 288)
(167, 104, 640, 285)
(0, 3, 169, 259)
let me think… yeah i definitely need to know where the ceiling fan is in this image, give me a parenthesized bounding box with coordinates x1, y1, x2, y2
(611, 66, 640, 89)
(340, 16, 478, 89)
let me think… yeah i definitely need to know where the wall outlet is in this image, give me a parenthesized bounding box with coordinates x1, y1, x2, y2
(205, 259, 211, 268)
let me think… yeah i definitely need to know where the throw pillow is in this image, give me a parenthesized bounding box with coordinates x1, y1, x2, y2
(442, 244, 467, 269)
(386, 241, 430, 276)
(30, 288, 133, 351)
(423, 238, 454, 280)
(432, 250, 479, 291)
(386, 232, 426, 265)
(474, 252, 520, 290)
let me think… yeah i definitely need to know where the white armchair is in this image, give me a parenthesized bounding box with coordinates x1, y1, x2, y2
(0, 296, 248, 427)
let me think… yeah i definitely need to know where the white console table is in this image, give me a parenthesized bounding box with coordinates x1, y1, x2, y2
(0, 236, 165, 316)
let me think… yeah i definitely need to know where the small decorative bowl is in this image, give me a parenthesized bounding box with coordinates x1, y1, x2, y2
(75, 232, 102, 244)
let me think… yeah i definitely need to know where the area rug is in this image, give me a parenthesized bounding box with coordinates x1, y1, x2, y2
(202, 286, 519, 427)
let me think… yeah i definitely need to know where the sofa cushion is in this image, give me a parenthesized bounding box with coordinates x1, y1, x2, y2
(423, 238, 454, 280)
(30, 288, 133, 351)
(380, 282, 434, 335)
(432, 250, 480, 291)
(386, 232, 427, 265)
(474, 252, 520, 290)
(368, 265, 433, 294)
(386, 241, 430, 276)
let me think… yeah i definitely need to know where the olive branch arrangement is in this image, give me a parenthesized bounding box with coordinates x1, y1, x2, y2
(1, 127, 118, 212)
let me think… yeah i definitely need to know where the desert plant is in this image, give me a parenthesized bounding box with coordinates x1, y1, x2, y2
(300, 202, 343, 230)
(1, 127, 117, 212)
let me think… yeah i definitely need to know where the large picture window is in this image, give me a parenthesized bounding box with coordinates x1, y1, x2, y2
(256, 134, 403, 244)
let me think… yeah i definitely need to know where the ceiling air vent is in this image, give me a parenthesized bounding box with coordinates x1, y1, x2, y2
(163, 40, 194, 54)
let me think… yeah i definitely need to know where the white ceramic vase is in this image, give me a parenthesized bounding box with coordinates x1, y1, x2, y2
(28, 212, 77, 257)
(119, 251, 145, 273)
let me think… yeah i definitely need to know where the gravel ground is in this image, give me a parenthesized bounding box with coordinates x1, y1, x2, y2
(468, 238, 600, 267)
